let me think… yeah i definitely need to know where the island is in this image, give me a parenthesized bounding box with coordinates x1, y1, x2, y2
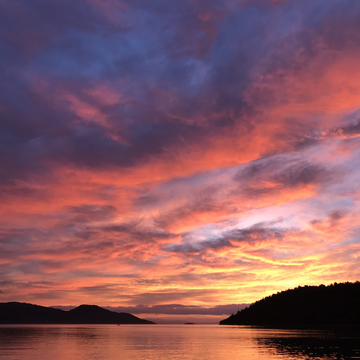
(220, 281, 360, 328)
(0, 302, 155, 324)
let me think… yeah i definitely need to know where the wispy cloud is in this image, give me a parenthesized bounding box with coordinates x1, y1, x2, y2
(1, 0, 360, 310)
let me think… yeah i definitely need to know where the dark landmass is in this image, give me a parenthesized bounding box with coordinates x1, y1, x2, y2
(220, 281, 360, 328)
(0, 302, 155, 324)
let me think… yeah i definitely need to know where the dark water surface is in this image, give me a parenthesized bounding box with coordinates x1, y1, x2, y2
(0, 324, 359, 359)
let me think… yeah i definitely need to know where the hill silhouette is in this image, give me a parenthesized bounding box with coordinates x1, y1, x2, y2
(220, 281, 360, 328)
(0, 302, 155, 324)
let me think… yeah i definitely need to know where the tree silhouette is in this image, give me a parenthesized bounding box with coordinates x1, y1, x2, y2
(220, 281, 360, 328)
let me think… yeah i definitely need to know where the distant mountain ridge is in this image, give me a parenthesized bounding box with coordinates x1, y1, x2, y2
(220, 281, 360, 328)
(0, 302, 155, 324)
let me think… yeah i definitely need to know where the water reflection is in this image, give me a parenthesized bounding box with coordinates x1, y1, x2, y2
(256, 330, 360, 359)
(0, 325, 359, 360)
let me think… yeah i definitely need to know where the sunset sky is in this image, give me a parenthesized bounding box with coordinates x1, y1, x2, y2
(1, 0, 360, 323)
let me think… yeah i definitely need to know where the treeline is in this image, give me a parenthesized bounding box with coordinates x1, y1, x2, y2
(220, 281, 360, 328)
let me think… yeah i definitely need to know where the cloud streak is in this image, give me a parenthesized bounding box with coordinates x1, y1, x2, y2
(1, 0, 360, 314)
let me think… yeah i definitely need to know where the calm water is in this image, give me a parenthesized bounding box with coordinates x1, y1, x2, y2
(0, 324, 359, 360)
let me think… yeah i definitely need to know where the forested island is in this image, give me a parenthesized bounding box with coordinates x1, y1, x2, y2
(220, 282, 360, 328)
(0, 302, 155, 324)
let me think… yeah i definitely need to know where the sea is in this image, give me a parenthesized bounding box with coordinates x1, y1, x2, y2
(0, 324, 359, 359)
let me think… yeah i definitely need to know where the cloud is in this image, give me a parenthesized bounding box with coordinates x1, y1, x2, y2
(66, 204, 117, 223)
(165, 237, 234, 254)
(232, 153, 335, 203)
(1, 0, 360, 309)
(121, 289, 220, 305)
(53, 303, 248, 315)
(108, 303, 248, 315)
(163, 222, 286, 257)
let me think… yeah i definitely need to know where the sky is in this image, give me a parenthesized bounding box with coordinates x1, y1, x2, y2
(1, 0, 360, 323)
